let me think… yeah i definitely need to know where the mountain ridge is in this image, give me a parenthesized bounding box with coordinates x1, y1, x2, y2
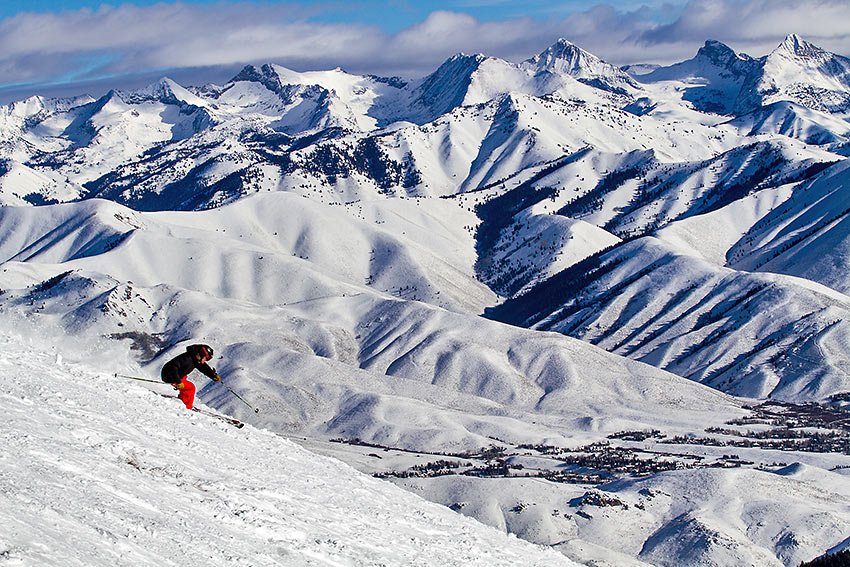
(1, 32, 850, 566)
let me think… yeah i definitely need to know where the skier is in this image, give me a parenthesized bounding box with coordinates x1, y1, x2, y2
(160, 344, 220, 409)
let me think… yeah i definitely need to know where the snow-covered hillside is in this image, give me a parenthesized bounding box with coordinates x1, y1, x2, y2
(2, 191, 849, 566)
(2, 32, 850, 567)
(0, 327, 578, 566)
(398, 463, 850, 567)
(744, 34, 850, 114)
(639, 34, 850, 116)
(0, 195, 745, 449)
(487, 157, 850, 401)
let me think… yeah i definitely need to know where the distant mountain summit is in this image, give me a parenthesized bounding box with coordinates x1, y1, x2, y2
(643, 39, 746, 78)
(524, 38, 640, 94)
(639, 39, 757, 113)
(696, 40, 756, 72)
(738, 33, 850, 113)
(778, 33, 828, 58)
(228, 63, 294, 102)
(640, 34, 850, 115)
(218, 62, 410, 132)
(411, 53, 492, 121)
(121, 77, 208, 108)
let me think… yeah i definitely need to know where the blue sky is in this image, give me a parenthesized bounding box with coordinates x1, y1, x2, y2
(0, 1, 667, 32)
(0, 1, 848, 102)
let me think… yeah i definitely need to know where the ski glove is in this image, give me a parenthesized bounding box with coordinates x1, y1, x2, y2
(212, 373, 221, 382)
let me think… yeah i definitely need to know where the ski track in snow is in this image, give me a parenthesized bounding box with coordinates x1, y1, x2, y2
(0, 332, 577, 567)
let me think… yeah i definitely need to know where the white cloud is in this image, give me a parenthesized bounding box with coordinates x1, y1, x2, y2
(383, 11, 543, 66)
(634, 0, 850, 58)
(0, 3, 384, 78)
(0, 0, 848, 101)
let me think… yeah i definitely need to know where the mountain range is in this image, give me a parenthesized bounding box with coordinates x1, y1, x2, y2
(1, 33, 850, 566)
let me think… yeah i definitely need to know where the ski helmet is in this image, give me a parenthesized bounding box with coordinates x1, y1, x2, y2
(199, 344, 213, 359)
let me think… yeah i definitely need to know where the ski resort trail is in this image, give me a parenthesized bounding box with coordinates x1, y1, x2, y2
(0, 330, 578, 567)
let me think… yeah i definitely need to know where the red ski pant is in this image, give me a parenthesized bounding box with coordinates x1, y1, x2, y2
(176, 377, 196, 409)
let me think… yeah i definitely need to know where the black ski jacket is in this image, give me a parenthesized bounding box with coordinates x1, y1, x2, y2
(161, 344, 217, 384)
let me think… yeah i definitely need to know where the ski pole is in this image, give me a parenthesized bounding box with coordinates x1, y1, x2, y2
(221, 380, 260, 413)
(113, 373, 164, 384)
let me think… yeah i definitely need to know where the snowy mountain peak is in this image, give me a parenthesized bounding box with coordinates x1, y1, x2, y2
(230, 63, 288, 96)
(530, 38, 612, 76)
(696, 40, 755, 71)
(0, 94, 92, 130)
(641, 39, 757, 87)
(531, 39, 596, 70)
(745, 34, 850, 113)
(526, 38, 639, 92)
(148, 76, 182, 95)
(777, 33, 827, 59)
(125, 77, 209, 109)
(411, 52, 490, 118)
(640, 34, 850, 115)
(84, 88, 121, 113)
(3, 95, 48, 117)
(765, 34, 850, 75)
(223, 62, 411, 132)
(420, 53, 489, 88)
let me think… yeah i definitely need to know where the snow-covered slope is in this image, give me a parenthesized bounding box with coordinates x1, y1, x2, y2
(0, 195, 744, 449)
(739, 34, 850, 114)
(639, 34, 850, 117)
(639, 40, 758, 114)
(489, 228, 850, 400)
(0, 193, 492, 313)
(398, 464, 850, 567)
(0, 328, 578, 567)
(2, 31, 850, 567)
(525, 38, 640, 96)
(725, 101, 850, 144)
(2, 195, 848, 567)
(0, 159, 82, 206)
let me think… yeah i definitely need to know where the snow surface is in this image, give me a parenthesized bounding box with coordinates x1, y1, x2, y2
(398, 464, 850, 567)
(2, 33, 850, 567)
(2, 191, 849, 566)
(0, 326, 578, 567)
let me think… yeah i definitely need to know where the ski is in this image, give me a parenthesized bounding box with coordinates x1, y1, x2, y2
(112, 373, 246, 428)
(155, 393, 244, 427)
(191, 407, 245, 428)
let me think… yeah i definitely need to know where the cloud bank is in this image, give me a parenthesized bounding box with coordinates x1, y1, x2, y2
(1, 0, 848, 101)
